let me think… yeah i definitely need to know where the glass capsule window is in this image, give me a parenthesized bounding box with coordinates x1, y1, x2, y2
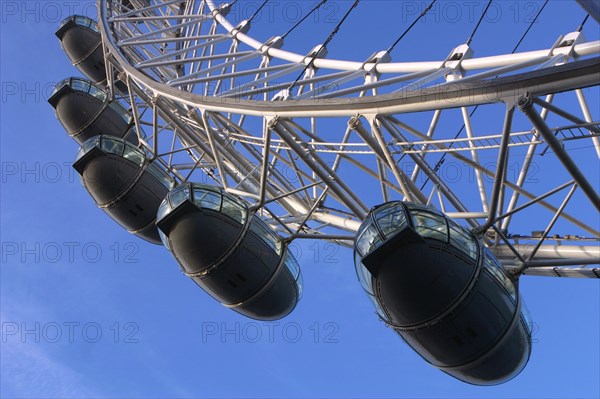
(157, 227, 170, 249)
(58, 15, 99, 33)
(404, 201, 445, 216)
(156, 187, 180, 219)
(356, 202, 409, 257)
(146, 163, 176, 190)
(156, 201, 172, 226)
(169, 185, 190, 210)
(156, 183, 284, 264)
(410, 210, 448, 242)
(221, 192, 247, 220)
(157, 185, 195, 249)
(70, 78, 90, 93)
(121, 145, 145, 167)
(76, 136, 131, 162)
(249, 217, 283, 256)
(368, 292, 389, 322)
(50, 77, 108, 102)
(101, 136, 124, 155)
(411, 207, 479, 261)
(191, 186, 247, 225)
(284, 251, 301, 280)
(75, 136, 100, 160)
(221, 196, 247, 225)
(519, 297, 534, 335)
(353, 250, 389, 320)
(356, 201, 480, 261)
(49, 79, 69, 98)
(354, 250, 374, 295)
(283, 251, 303, 299)
(296, 272, 304, 300)
(87, 84, 107, 102)
(108, 102, 134, 124)
(355, 223, 383, 257)
(374, 202, 408, 237)
(74, 15, 99, 32)
(448, 224, 478, 260)
(483, 247, 516, 300)
(193, 188, 222, 211)
(73, 78, 105, 101)
(157, 184, 248, 227)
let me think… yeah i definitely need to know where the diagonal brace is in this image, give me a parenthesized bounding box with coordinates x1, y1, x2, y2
(519, 96, 600, 212)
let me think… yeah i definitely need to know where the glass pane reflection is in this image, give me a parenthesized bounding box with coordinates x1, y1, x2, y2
(193, 189, 221, 211)
(483, 247, 516, 300)
(356, 224, 382, 257)
(411, 211, 448, 242)
(375, 202, 408, 238)
(250, 217, 281, 255)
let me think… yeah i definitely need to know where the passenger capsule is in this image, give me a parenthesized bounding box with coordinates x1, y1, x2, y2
(48, 77, 137, 145)
(354, 201, 531, 385)
(156, 183, 302, 320)
(55, 15, 106, 83)
(73, 135, 175, 244)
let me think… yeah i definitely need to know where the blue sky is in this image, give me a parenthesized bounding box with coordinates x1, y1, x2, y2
(1, 1, 599, 398)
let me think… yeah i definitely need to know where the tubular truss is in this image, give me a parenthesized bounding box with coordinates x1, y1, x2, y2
(97, 0, 600, 277)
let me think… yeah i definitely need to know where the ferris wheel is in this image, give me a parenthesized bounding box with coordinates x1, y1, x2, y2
(49, 0, 599, 386)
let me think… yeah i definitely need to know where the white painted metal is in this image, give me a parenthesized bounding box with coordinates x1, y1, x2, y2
(97, 0, 600, 277)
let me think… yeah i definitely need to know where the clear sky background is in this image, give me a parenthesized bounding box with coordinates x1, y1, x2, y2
(1, 1, 599, 398)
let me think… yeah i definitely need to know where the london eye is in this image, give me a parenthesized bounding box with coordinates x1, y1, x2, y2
(47, 0, 600, 386)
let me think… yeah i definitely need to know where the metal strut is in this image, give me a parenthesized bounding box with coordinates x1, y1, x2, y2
(518, 96, 600, 212)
